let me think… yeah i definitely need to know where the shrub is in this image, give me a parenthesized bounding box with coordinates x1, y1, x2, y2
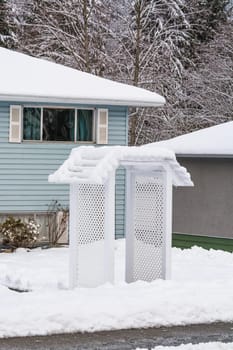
(0, 216, 40, 249)
(46, 200, 69, 246)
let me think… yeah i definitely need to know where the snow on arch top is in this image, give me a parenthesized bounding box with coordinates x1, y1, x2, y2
(48, 146, 193, 187)
(0, 47, 165, 107)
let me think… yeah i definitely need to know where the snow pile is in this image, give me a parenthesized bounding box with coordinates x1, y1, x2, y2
(0, 47, 165, 107)
(145, 121, 233, 155)
(49, 145, 193, 186)
(138, 343, 233, 350)
(0, 240, 233, 338)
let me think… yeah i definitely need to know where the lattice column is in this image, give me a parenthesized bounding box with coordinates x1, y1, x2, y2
(125, 168, 172, 283)
(69, 184, 79, 289)
(162, 165, 172, 279)
(69, 176, 115, 288)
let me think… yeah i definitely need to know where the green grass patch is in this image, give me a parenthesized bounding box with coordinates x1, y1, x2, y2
(172, 233, 233, 252)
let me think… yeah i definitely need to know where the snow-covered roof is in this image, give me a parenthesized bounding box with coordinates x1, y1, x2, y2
(48, 146, 193, 186)
(145, 122, 233, 156)
(0, 47, 165, 107)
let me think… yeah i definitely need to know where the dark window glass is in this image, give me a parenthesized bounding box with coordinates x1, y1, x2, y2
(77, 109, 93, 142)
(43, 109, 75, 141)
(23, 108, 41, 140)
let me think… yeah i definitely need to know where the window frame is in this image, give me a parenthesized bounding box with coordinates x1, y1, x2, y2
(22, 105, 96, 144)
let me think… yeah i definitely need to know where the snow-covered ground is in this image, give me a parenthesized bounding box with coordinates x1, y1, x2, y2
(138, 343, 233, 350)
(0, 239, 233, 338)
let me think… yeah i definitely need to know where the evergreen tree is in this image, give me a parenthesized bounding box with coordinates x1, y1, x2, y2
(186, 0, 231, 60)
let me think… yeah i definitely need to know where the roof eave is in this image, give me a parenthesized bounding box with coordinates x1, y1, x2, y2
(0, 94, 165, 107)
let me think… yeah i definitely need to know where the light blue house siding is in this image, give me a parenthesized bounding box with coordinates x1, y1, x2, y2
(0, 102, 128, 238)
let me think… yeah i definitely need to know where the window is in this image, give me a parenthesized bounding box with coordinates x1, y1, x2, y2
(23, 107, 41, 140)
(9, 105, 108, 144)
(43, 108, 75, 141)
(77, 109, 93, 142)
(23, 107, 94, 142)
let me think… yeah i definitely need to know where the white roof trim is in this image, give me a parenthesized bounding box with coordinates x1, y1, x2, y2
(0, 94, 164, 107)
(49, 146, 193, 187)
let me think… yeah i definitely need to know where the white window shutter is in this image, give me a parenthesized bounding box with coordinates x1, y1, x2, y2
(9, 105, 22, 143)
(96, 109, 108, 144)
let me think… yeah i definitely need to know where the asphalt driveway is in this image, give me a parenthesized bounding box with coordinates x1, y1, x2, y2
(0, 322, 233, 350)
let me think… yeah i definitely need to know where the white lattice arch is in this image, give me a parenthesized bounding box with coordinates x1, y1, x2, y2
(49, 146, 193, 288)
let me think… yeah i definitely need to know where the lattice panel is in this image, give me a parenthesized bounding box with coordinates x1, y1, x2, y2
(133, 174, 165, 281)
(74, 183, 106, 287)
(76, 184, 105, 245)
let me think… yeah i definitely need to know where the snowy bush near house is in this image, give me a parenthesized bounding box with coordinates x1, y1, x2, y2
(0, 216, 40, 249)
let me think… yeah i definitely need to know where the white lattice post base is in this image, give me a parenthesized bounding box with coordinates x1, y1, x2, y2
(125, 168, 172, 283)
(104, 175, 115, 284)
(68, 176, 115, 289)
(162, 165, 172, 279)
(125, 168, 135, 283)
(69, 184, 79, 289)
